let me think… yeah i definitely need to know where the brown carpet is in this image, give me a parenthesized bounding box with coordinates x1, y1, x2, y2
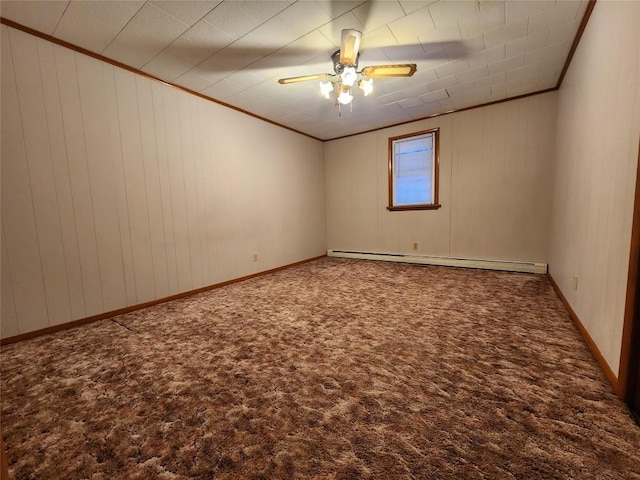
(1, 257, 639, 479)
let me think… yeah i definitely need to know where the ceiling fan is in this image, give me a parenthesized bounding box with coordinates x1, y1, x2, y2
(278, 29, 417, 113)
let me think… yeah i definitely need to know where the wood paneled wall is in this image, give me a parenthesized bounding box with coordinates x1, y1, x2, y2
(548, 0, 640, 377)
(324, 92, 557, 264)
(0, 25, 326, 339)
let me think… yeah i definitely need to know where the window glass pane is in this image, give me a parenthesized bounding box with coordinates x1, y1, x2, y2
(396, 135, 432, 155)
(388, 128, 439, 211)
(393, 134, 434, 206)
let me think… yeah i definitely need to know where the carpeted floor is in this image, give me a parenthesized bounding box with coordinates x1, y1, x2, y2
(1, 257, 639, 479)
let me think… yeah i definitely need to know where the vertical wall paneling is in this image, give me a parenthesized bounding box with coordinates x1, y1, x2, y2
(203, 101, 232, 284)
(449, 98, 553, 262)
(75, 54, 128, 312)
(113, 69, 157, 304)
(54, 44, 105, 317)
(209, 107, 241, 280)
(450, 108, 485, 256)
(102, 62, 137, 306)
(482, 104, 508, 258)
(10, 29, 73, 326)
(324, 133, 379, 252)
(161, 87, 193, 293)
(191, 97, 211, 285)
(37, 39, 87, 321)
(1, 25, 326, 339)
(150, 81, 180, 295)
(196, 101, 216, 285)
(374, 117, 453, 257)
(135, 76, 171, 300)
(548, 1, 640, 375)
(325, 93, 556, 264)
(178, 94, 204, 288)
(1, 228, 19, 338)
(1, 27, 50, 332)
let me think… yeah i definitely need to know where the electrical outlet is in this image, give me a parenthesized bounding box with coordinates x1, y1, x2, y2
(413, 242, 418, 251)
(253, 253, 258, 262)
(573, 275, 578, 291)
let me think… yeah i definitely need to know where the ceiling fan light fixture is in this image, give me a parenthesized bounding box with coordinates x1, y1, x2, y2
(359, 78, 373, 96)
(320, 81, 334, 99)
(277, 29, 416, 115)
(340, 29, 362, 65)
(361, 64, 417, 78)
(278, 73, 329, 84)
(341, 67, 357, 87)
(337, 85, 353, 105)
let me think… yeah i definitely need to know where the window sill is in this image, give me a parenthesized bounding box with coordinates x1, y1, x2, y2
(387, 204, 441, 211)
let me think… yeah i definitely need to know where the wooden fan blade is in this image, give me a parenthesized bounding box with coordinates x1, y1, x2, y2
(278, 73, 330, 84)
(361, 64, 417, 78)
(340, 29, 362, 65)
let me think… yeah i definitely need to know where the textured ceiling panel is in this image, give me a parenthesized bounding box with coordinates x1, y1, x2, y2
(0, 0, 592, 140)
(0, 0, 67, 34)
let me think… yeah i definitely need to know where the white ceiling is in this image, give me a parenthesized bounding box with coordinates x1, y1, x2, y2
(0, 0, 590, 140)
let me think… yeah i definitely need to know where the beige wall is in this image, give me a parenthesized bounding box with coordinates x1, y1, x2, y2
(325, 92, 557, 263)
(548, 1, 640, 377)
(0, 25, 326, 339)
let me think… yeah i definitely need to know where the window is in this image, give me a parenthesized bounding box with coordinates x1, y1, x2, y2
(387, 128, 440, 211)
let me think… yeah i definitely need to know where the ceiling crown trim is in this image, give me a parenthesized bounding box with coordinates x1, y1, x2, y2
(0, 16, 322, 142)
(1, 1, 596, 142)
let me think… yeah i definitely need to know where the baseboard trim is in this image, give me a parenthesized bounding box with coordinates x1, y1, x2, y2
(0, 255, 326, 346)
(328, 250, 547, 274)
(548, 273, 618, 393)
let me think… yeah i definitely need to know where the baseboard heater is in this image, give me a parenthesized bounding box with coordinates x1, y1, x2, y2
(327, 250, 547, 274)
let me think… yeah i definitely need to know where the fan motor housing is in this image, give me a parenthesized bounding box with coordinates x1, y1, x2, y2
(331, 50, 360, 74)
